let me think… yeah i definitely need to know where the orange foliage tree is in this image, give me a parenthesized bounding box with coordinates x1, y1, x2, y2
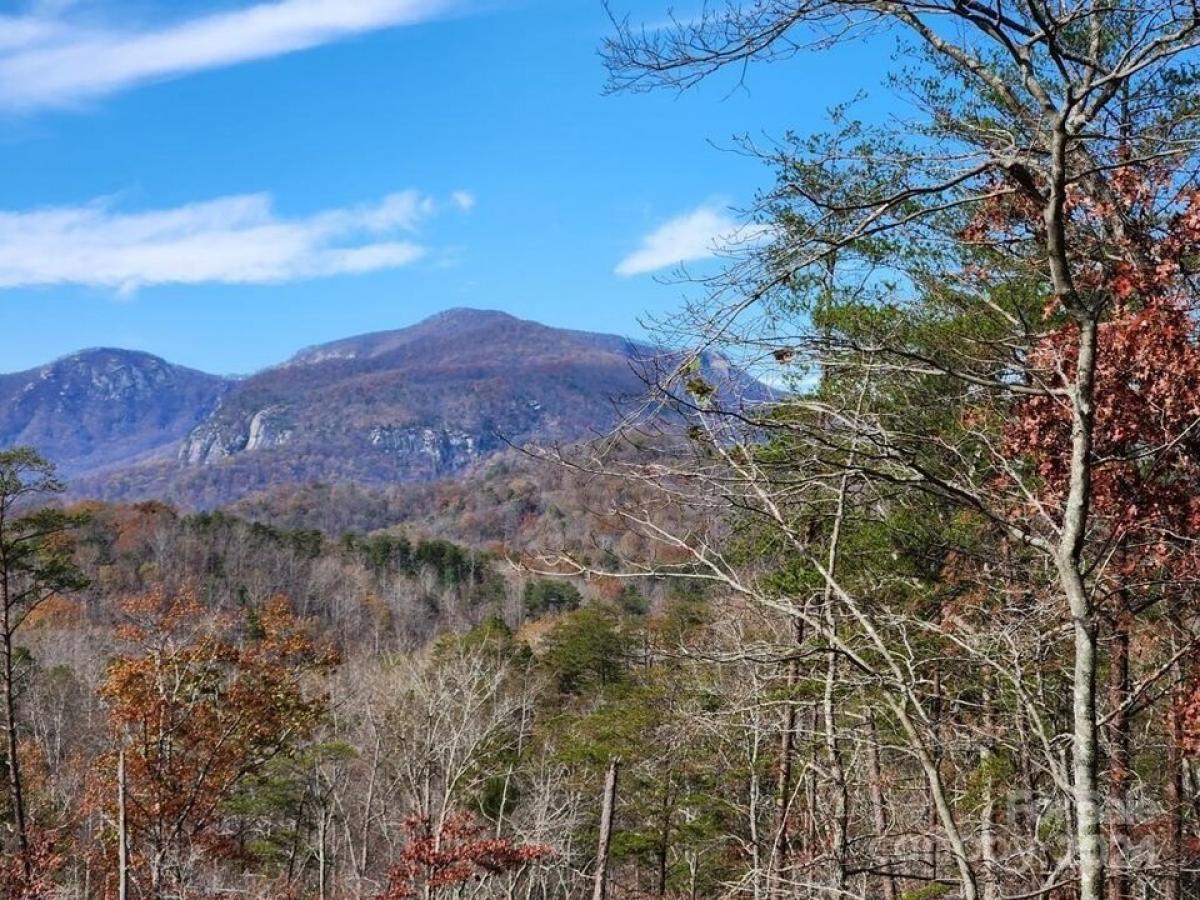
(92, 591, 336, 897)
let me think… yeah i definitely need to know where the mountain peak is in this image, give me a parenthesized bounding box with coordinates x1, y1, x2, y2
(420, 307, 518, 327)
(0, 349, 230, 477)
(51, 346, 167, 367)
(38, 348, 226, 384)
(288, 308, 526, 367)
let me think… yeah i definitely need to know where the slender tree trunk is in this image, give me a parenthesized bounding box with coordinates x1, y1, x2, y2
(901, 711, 980, 900)
(1105, 613, 1130, 900)
(822, 617, 848, 892)
(865, 713, 897, 900)
(1045, 96, 1104, 893)
(1062, 526, 1103, 900)
(362, 735, 381, 875)
(805, 707, 819, 855)
(592, 759, 619, 900)
(771, 619, 801, 887)
(2, 612, 30, 882)
(927, 666, 943, 885)
(1165, 613, 1185, 900)
(748, 753, 763, 900)
(1166, 701, 1184, 900)
(980, 681, 999, 900)
(821, 464, 854, 892)
(117, 747, 129, 900)
(655, 779, 672, 898)
(0, 504, 26, 878)
(318, 808, 328, 900)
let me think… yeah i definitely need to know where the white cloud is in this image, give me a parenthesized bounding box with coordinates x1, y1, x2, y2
(615, 203, 766, 277)
(450, 190, 476, 212)
(0, 0, 462, 111)
(0, 189, 463, 293)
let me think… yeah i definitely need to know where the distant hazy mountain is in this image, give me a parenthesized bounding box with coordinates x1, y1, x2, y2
(1, 309, 758, 507)
(0, 349, 230, 477)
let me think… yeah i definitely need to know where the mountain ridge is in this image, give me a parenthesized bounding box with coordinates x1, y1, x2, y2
(0, 308, 756, 507)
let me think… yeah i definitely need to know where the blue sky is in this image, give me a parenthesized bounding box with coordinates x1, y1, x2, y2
(0, 0, 888, 375)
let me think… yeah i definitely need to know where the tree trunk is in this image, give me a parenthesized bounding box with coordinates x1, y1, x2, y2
(117, 747, 129, 900)
(821, 464, 853, 891)
(822, 616, 848, 892)
(2, 618, 30, 882)
(866, 713, 897, 900)
(655, 779, 672, 898)
(1041, 80, 1106, 891)
(927, 666, 943, 885)
(1063, 540, 1104, 900)
(318, 809, 328, 900)
(771, 619, 802, 886)
(805, 709, 819, 854)
(1105, 614, 1130, 900)
(592, 759, 619, 900)
(1056, 311, 1103, 900)
(1166, 701, 1184, 900)
(981, 681, 999, 900)
(1165, 614, 1185, 900)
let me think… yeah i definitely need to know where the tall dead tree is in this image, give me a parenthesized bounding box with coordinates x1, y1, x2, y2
(592, 758, 620, 900)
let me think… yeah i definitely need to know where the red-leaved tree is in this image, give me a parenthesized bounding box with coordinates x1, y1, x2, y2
(376, 812, 550, 900)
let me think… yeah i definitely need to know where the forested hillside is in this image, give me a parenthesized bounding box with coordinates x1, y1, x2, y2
(227, 447, 687, 558)
(0, 472, 756, 897)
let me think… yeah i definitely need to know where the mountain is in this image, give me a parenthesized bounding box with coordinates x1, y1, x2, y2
(0, 349, 230, 477)
(6, 309, 760, 507)
(172, 308, 656, 482)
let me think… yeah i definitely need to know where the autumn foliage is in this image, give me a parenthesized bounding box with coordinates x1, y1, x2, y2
(91, 591, 336, 895)
(0, 827, 67, 899)
(376, 813, 551, 899)
(1010, 306, 1200, 559)
(990, 166, 1200, 584)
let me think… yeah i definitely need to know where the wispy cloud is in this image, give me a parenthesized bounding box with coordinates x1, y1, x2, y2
(0, 0, 462, 111)
(0, 189, 465, 293)
(450, 190, 477, 212)
(615, 203, 766, 277)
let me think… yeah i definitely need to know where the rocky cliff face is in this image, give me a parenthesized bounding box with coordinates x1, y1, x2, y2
(0, 349, 230, 476)
(180, 404, 296, 464)
(366, 425, 485, 472)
